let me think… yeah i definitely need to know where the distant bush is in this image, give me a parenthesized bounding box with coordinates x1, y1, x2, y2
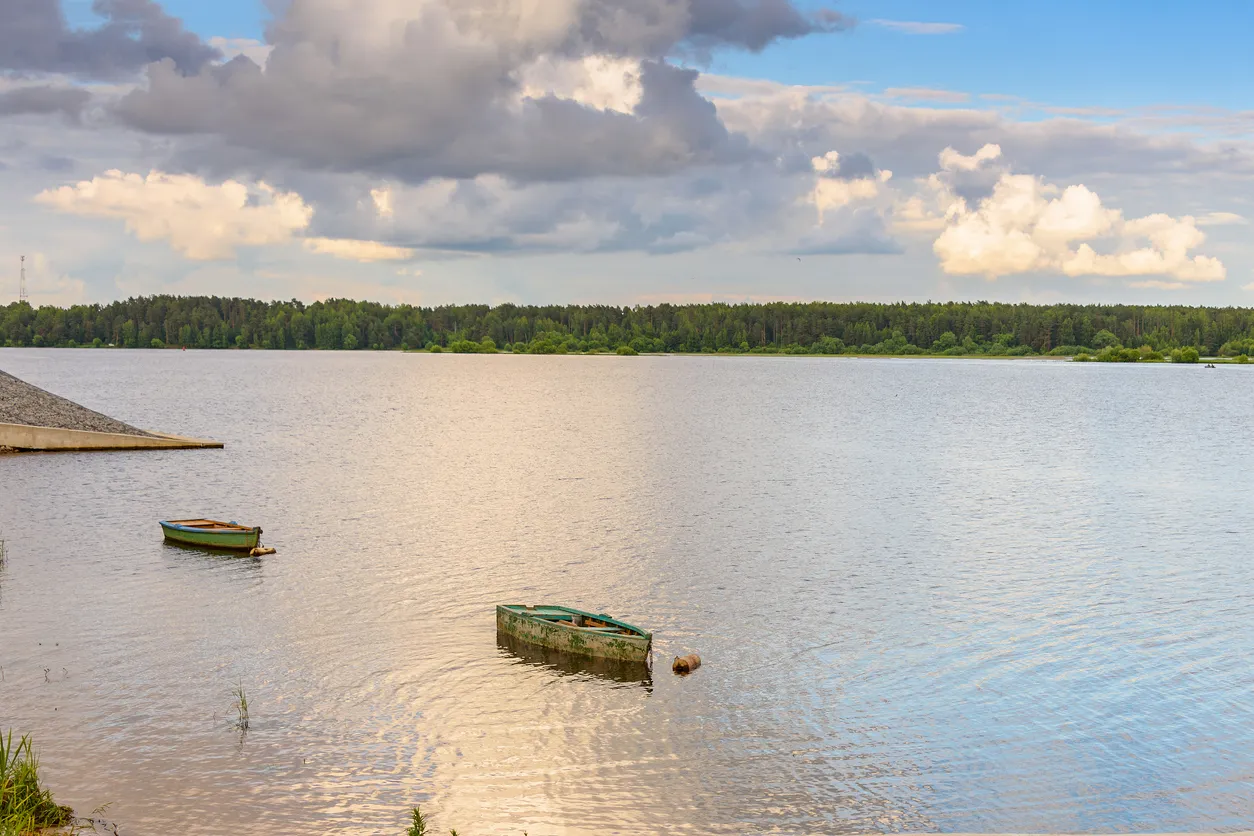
(1092, 329, 1120, 349)
(428, 344, 444, 353)
(1178, 346, 1200, 363)
(151, 338, 165, 349)
(1219, 338, 1254, 357)
(616, 345, 638, 356)
(1049, 345, 1093, 356)
(809, 336, 845, 354)
(1094, 346, 1140, 362)
(1073, 353, 1092, 362)
(1237, 354, 1250, 364)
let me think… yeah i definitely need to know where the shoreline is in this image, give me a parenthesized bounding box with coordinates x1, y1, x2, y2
(8, 346, 1241, 362)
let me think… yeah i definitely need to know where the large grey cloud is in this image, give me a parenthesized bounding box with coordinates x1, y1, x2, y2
(711, 84, 1254, 182)
(0, 85, 91, 120)
(0, 0, 220, 77)
(260, 148, 896, 259)
(112, 0, 847, 182)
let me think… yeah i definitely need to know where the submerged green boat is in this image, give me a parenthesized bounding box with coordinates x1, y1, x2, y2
(496, 604, 652, 663)
(160, 519, 262, 551)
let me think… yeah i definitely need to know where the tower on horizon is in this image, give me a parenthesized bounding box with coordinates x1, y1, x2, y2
(19, 255, 27, 305)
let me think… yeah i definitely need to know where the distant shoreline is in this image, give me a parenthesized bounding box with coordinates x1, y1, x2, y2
(4, 296, 1246, 358)
(7, 346, 1240, 362)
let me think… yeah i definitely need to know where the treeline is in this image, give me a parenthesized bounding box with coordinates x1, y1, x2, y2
(5, 296, 1254, 357)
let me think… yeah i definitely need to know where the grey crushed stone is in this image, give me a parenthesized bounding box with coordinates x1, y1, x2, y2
(0, 368, 154, 437)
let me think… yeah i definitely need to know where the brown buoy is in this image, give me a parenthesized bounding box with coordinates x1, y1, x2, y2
(672, 654, 701, 674)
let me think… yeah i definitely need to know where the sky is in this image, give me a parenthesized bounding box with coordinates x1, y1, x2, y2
(2, 0, 1252, 308)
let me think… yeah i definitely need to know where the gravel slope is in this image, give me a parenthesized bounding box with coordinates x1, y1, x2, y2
(0, 369, 154, 437)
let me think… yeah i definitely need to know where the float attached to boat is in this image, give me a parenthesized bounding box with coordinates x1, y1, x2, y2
(496, 604, 652, 663)
(160, 519, 262, 551)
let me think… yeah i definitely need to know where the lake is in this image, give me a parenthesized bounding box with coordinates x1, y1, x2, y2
(2, 349, 1253, 835)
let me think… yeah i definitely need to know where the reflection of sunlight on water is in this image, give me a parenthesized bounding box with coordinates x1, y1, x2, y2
(3, 352, 1254, 833)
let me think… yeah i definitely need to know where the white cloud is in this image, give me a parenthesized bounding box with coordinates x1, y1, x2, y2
(811, 151, 893, 222)
(304, 238, 416, 261)
(884, 87, 970, 104)
(207, 37, 274, 66)
(939, 144, 1003, 172)
(927, 145, 1226, 282)
(34, 170, 312, 259)
(371, 187, 394, 218)
(1197, 211, 1247, 226)
(869, 20, 965, 35)
(1129, 280, 1187, 290)
(517, 55, 644, 113)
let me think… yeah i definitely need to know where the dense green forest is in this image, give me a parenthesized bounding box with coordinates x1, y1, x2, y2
(4, 296, 1254, 359)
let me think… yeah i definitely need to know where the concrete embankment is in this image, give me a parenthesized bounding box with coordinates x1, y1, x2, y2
(0, 368, 222, 453)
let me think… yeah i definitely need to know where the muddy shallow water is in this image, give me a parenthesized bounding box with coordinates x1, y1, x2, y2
(2, 349, 1253, 834)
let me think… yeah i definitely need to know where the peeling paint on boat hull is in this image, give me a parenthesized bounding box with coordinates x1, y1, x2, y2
(496, 605, 651, 663)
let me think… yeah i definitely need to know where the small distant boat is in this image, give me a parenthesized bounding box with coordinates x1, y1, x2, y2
(496, 604, 652, 663)
(160, 519, 262, 551)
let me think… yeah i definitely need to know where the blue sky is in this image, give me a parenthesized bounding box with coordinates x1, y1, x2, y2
(724, 0, 1254, 114)
(5, 0, 1253, 307)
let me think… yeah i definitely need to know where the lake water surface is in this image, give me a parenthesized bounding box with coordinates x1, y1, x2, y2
(2, 349, 1254, 835)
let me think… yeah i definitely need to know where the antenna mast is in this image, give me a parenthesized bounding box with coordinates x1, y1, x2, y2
(19, 255, 27, 304)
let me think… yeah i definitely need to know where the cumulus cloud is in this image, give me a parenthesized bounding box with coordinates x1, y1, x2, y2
(0, 0, 220, 77)
(34, 169, 312, 259)
(938, 144, 1003, 172)
(709, 79, 1254, 185)
(112, 0, 850, 182)
(926, 145, 1226, 282)
(810, 150, 892, 222)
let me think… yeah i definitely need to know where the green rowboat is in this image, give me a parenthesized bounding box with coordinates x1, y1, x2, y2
(496, 604, 652, 663)
(160, 519, 262, 551)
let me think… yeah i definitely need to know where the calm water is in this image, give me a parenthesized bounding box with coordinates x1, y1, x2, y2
(2, 349, 1254, 835)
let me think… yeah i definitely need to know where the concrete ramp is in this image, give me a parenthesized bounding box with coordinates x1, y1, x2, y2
(0, 422, 223, 452)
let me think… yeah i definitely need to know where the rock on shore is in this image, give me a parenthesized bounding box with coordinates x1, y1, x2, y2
(0, 369, 154, 437)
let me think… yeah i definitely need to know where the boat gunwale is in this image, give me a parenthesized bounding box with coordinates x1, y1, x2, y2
(160, 519, 261, 534)
(497, 604, 652, 642)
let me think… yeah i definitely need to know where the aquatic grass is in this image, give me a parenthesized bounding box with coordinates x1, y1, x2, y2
(0, 730, 73, 836)
(404, 806, 488, 836)
(232, 683, 250, 731)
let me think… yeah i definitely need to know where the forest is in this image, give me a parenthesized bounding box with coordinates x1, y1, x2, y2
(5, 296, 1254, 358)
